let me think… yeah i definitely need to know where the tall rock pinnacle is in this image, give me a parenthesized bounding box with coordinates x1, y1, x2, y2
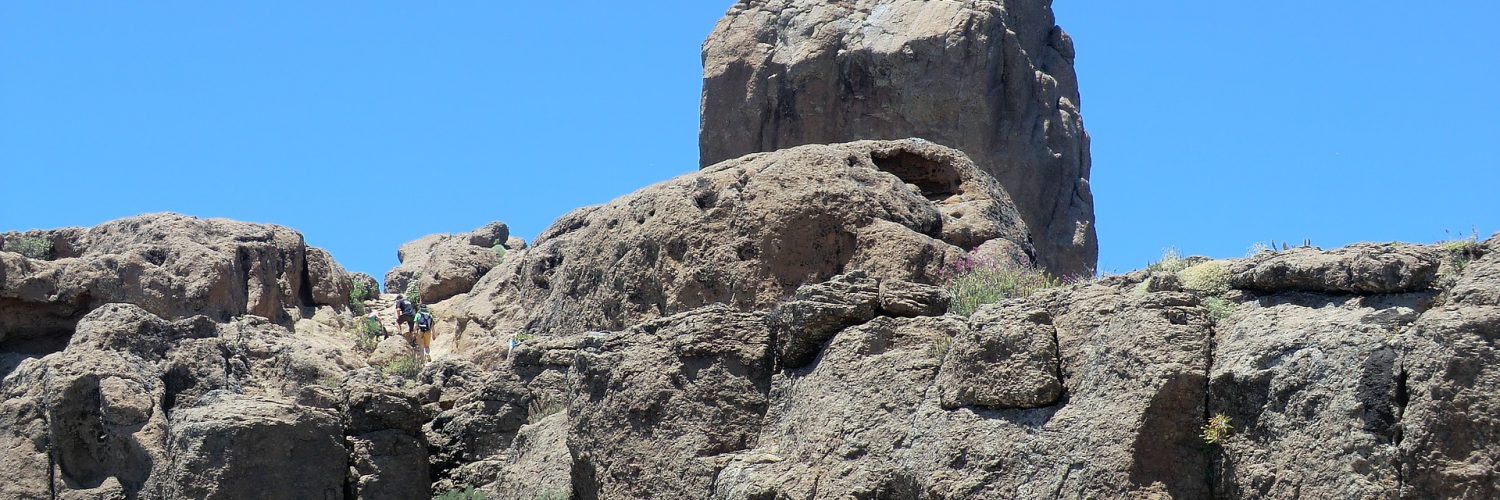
(700, 0, 1097, 276)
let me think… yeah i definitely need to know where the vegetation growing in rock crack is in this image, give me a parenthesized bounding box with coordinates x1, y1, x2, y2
(527, 393, 566, 424)
(1437, 231, 1483, 291)
(381, 354, 423, 378)
(493, 242, 507, 260)
(941, 254, 1059, 316)
(928, 336, 952, 361)
(1203, 296, 1236, 323)
(354, 316, 384, 352)
(6, 236, 52, 259)
(435, 486, 487, 500)
(1203, 413, 1233, 445)
(403, 276, 422, 304)
(348, 279, 376, 315)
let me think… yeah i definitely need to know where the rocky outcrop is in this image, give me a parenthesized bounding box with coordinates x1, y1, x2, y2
(700, 0, 1096, 277)
(410, 237, 1500, 499)
(0, 303, 366, 499)
(0, 214, 353, 371)
(383, 222, 512, 303)
(455, 139, 1034, 339)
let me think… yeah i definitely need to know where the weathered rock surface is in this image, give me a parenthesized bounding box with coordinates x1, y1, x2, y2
(569, 305, 774, 498)
(163, 394, 346, 500)
(1230, 243, 1441, 294)
(3, 206, 1497, 500)
(700, 0, 1096, 276)
(0, 302, 367, 499)
(455, 139, 1033, 339)
(0, 214, 352, 369)
(383, 222, 511, 303)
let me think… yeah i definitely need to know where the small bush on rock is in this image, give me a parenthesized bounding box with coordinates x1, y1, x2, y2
(6, 236, 52, 259)
(940, 254, 1059, 316)
(493, 242, 507, 260)
(1203, 413, 1233, 445)
(354, 316, 384, 352)
(1204, 297, 1236, 323)
(1146, 248, 1188, 274)
(403, 278, 422, 304)
(1179, 260, 1231, 295)
(382, 354, 423, 379)
(436, 487, 487, 500)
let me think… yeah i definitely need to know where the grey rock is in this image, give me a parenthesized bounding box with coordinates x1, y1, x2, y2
(878, 279, 951, 317)
(1209, 293, 1418, 498)
(1230, 243, 1442, 294)
(700, 0, 1095, 276)
(768, 272, 880, 369)
(935, 301, 1062, 409)
(569, 305, 773, 499)
(162, 394, 346, 500)
(349, 429, 430, 500)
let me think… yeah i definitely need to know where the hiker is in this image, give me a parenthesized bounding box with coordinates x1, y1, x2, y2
(414, 306, 435, 358)
(394, 295, 416, 338)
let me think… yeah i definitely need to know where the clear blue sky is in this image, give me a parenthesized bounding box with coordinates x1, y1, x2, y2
(3, 2, 1495, 280)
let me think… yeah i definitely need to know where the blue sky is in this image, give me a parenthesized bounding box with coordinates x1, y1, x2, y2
(2, 2, 1495, 280)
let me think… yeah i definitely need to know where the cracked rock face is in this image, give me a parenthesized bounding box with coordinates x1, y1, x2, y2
(0, 213, 352, 373)
(700, 0, 1096, 277)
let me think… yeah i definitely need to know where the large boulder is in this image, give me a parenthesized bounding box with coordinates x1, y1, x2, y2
(457, 139, 1034, 338)
(700, 0, 1096, 277)
(161, 394, 347, 500)
(0, 303, 370, 499)
(384, 222, 511, 303)
(0, 213, 352, 360)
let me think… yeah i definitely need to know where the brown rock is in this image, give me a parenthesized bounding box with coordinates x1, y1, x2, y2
(384, 222, 509, 302)
(0, 214, 351, 356)
(1229, 243, 1442, 294)
(935, 301, 1061, 409)
(456, 140, 1032, 338)
(700, 0, 1096, 276)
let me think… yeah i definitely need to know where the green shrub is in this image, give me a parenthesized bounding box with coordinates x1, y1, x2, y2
(6, 236, 51, 259)
(941, 255, 1060, 316)
(1203, 413, 1233, 445)
(1178, 260, 1231, 295)
(382, 354, 423, 378)
(435, 487, 487, 500)
(1145, 248, 1188, 274)
(403, 277, 421, 304)
(1204, 296, 1236, 323)
(493, 243, 507, 260)
(1436, 232, 1484, 291)
(354, 316, 384, 352)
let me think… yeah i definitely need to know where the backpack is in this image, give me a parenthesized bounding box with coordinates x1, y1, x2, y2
(416, 312, 433, 329)
(399, 300, 415, 316)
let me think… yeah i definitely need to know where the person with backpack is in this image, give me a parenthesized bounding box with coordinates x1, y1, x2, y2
(414, 306, 435, 359)
(394, 295, 416, 339)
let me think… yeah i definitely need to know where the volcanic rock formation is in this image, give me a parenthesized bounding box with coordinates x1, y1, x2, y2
(384, 221, 519, 304)
(449, 139, 1035, 341)
(700, 0, 1097, 277)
